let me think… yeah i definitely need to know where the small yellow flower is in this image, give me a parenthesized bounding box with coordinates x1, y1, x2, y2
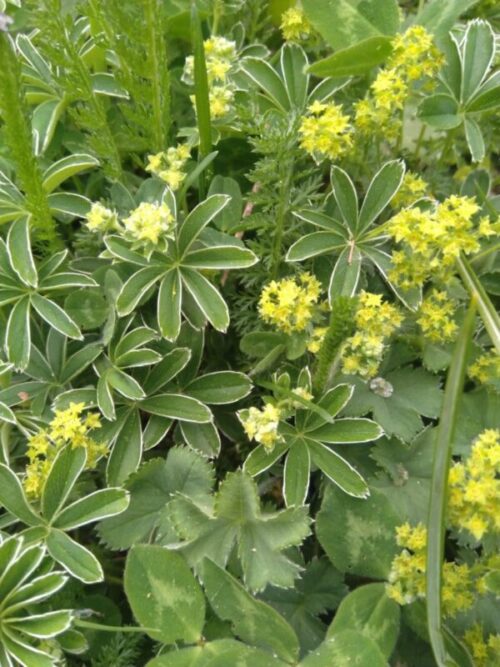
(85, 202, 118, 233)
(259, 273, 323, 334)
(299, 102, 353, 162)
(123, 201, 175, 247)
(372, 68, 408, 110)
(146, 144, 191, 191)
(238, 404, 282, 452)
(468, 349, 500, 385)
(280, 7, 311, 42)
(417, 290, 458, 343)
(392, 172, 429, 208)
(208, 85, 234, 119)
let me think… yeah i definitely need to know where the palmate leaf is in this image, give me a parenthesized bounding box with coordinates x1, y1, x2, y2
(168, 471, 311, 592)
(147, 639, 287, 667)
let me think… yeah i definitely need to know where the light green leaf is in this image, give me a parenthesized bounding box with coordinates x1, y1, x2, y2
(464, 117, 485, 163)
(183, 245, 257, 270)
(306, 439, 369, 498)
(461, 19, 495, 103)
(185, 371, 251, 404)
(304, 385, 354, 432)
(181, 267, 229, 332)
(243, 439, 290, 476)
(202, 559, 300, 663)
(31, 294, 83, 340)
(53, 488, 129, 530)
(358, 160, 405, 233)
(283, 440, 310, 507)
(8, 610, 72, 638)
(309, 36, 393, 78)
(32, 98, 65, 155)
(117, 266, 164, 316)
(48, 192, 91, 218)
(42, 446, 87, 522)
(106, 368, 145, 400)
(300, 630, 387, 667)
(97, 373, 115, 421)
(417, 94, 462, 130)
(125, 544, 205, 643)
(0, 463, 42, 526)
(141, 393, 212, 423)
(286, 231, 345, 262)
(157, 269, 182, 341)
(415, 0, 479, 40)
(328, 247, 362, 303)
(106, 408, 143, 486)
(5, 296, 31, 371)
(307, 418, 383, 443)
(327, 583, 400, 659)
(178, 195, 230, 256)
(7, 217, 37, 287)
(302, 0, 399, 50)
(180, 420, 221, 458)
(239, 58, 290, 111)
(280, 42, 309, 109)
(46, 530, 103, 583)
(331, 166, 358, 232)
(42, 154, 99, 193)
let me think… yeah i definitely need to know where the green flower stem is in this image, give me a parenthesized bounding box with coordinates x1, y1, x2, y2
(0, 33, 59, 248)
(313, 296, 357, 395)
(144, 0, 170, 152)
(75, 620, 156, 634)
(426, 298, 476, 667)
(270, 158, 294, 278)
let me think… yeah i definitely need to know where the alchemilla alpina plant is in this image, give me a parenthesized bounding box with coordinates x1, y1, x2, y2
(0, 0, 499, 665)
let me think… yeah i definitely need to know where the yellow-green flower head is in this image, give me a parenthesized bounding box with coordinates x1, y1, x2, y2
(24, 403, 108, 499)
(387, 523, 475, 616)
(371, 68, 408, 111)
(280, 7, 311, 42)
(448, 429, 500, 541)
(299, 101, 353, 163)
(417, 290, 458, 343)
(388, 195, 494, 289)
(183, 35, 237, 86)
(85, 202, 118, 233)
(146, 144, 191, 191)
(353, 98, 400, 139)
(209, 85, 235, 119)
(259, 272, 323, 334)
(468, 349, 500, 385)
(238, 403, 282, 452)
(389, 25, 444, 81)
(463, 625, 500, 667)
(123, 201, 175, 248)
(307, 326, 328, 354)
(391, 171, 429, 208)
(341, 292, 403, 379)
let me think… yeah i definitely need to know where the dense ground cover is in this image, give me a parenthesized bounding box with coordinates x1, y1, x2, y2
(0, 0, 499, 665)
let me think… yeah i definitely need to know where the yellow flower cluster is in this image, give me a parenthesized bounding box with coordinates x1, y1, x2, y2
(468, 349, 500, 385)
(416, 290, 458, 343)
(85, 202, 118, 233)
(341, 292, 403, 379)
(299, 101, 353, 163)
(146, 143, 191, 191)
(388, 195, 495, 289)
(280, 7, 311, 41)
(123, 201, 175, 248)
(391, 172, 429, 208)
(24, 403, 107, 499)
(464, 625, 500, 667)
(184, 36, 237, 121)
(259, 273, 323, 334)
(448, 429, 500, 541)
(238, 404, 282, 452)
(355, 26, 443, 138)
(307, 326, 328, 354)
(386, 523, 475, 616)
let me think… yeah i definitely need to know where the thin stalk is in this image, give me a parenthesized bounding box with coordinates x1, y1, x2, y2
(414, 124, 426, 160)
(457, 254, 500, 353)
(75, 620, 156, 634)
(191, 1, 212, 198)
(144, 0, 170, 151)
(426, 299, 476, 667)
(270, 160, 294, 277)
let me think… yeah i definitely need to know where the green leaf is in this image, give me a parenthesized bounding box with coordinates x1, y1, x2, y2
(178, 195, 230, 256)
(8, 610, 72, 638)
(185, 372, 251, 404)
(309, 36, 393, 78)
(300, 630, 387, 667)
(306, 439, 369, 498)
(60, 343, 102, 385)
(141, 393, 212, 423)
(202, 559, 300, 663)
(64, 289, 108, 330)
(286, 231, 345, 262)
(239, 58, 290, 111)
(328, 246, 362, 303)
(170, 471, 311, 592)
(283, 440, 310, 507)
(42, 446, 87, 522)
(0, 401, 16, 425)
(7, 218, 38, 287)
(426, 301, 476, 667)
(106, 368, 145, 400)
(464, 117, 485, 163)
(184, 245, 257, 269)
(331, 166, 358, 232)
(417, 94, 462, 130)
(117, 266, 164, 316)
(358, 160, 405, 233)
(106, 408, 143, 486)
(157, 269, 182, 341)
(53, 488, 129, 530)
(5, 296, 31, 370)
(2, 636, 54, 667)
(460, 19, 495, 103)
(181, 267, 229, 332)
(343, 368, 443, 442)
(144, 347, 191, 394)
(316, 483, 400, 578)
(31, 294, 83, 340)
(98, 448, 214, 550)
(180, 420, 221, 458)
(42, 154, 99, 193)
(32, 98, 65, 155)
(97, 374, 115, 421)
(244, 439, 291, 476)
(48, 192, 91, 218)
(46, 529, 103, 583)
(146, 639, 286, 667)
(327, 583, 400, 659)
(302, 0, 399, 50)
(304, 385, 354, 432)
(280, 43, 309, 109)
(0, 463, 42, 526)
(125, 544, 205, 643)
(415, 0, 479, 40)
(466, 72, 500, 112)
(307, 418, 382, 443)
